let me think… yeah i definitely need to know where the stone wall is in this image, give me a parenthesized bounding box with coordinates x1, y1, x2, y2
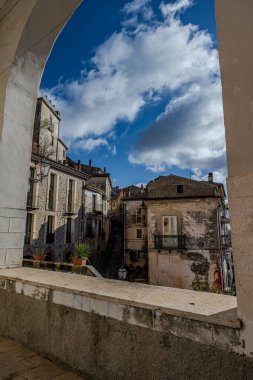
(24, 166, 84, 261)
(147, 198, 222, 289)
(147, 175, 222, 198)
(0, 0, 81, 269)
(0, 268, 252, 379)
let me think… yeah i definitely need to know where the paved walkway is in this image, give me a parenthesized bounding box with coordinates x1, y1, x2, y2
(0, 337, 84, 380)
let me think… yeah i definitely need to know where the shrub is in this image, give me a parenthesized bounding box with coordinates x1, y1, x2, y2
(72, 243, 91, 259)
(34, 247, 45, 257)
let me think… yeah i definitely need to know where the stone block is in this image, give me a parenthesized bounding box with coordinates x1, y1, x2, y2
(4, 249, 23, 266)
(227, 174, 253, 198)
(73, 294, 91, 313)
(9, 218, 26, 234)
(53, 290, 74, 308)
(0, 233, 24, 249)
(89, 298, 109, 317)
(108, 302, 124, 321)
(0, 217, 9, 233)
(0, 250, 6, 266)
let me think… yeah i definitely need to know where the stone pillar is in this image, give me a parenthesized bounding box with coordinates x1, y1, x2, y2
(216, 0, 253, 355)
(0, 0, 81, 268)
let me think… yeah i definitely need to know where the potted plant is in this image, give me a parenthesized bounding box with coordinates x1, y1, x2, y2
(33, 247, 46, 261)
(71, 243, 91, 266)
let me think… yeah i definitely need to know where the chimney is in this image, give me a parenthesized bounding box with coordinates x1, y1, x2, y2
(89, 159, 92, 172)
(77, 160, 81, 171)
(208, 172, 213, 183)
(104, 167, 106, 173)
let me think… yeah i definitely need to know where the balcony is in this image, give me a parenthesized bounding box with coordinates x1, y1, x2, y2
(86, 203, 103, 214)
(26, 193, 39, 209)
(155, 235, 186, 250)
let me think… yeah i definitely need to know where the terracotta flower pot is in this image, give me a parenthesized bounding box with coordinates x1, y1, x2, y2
(33, 255, 45, 261)
(72, 257, 87, 266)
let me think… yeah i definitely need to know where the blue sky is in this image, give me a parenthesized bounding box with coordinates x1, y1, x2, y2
(41, 0, 226, 188)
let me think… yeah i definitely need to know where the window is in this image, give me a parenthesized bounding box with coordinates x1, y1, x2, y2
(67, 179, 74, 212)
(177, 184, 184, 194)
(136, 229, 142, 239)
(132, 214, 145, 224)
(63, 150, 66, 158)
(163, 216, 178, 235)
(66, 218, 72, 243)
(98, 220, 102, 236)
(24, 213, 33, 244)
(27, 167, 35, 207)
(86, 218, 93, 237)
(49, 114, 53, 131)
(48, 174, 56, 210)
(162, 216, 178, 248)
(136, 216, 142, 223)
(137, 251, 145, 260)
(46, 215, 55, 244)
(51, 135, 54, 146)
(92, 194, 96, 211)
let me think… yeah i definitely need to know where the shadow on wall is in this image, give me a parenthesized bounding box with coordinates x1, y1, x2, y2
(23, 205, 108, 264)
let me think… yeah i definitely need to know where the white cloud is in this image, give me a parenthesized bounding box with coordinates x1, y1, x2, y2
(191, 169, 226, 185)
(160, 0, 193, 17)
(44, 0, 226, 182)
(123, 0, 151, 14)
(73, 137, 109, 153)
(129, 81, 226, 175)
(135, 182, 147, 188)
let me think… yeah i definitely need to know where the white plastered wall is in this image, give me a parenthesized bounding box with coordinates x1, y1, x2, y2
(0, 0, 81, 268)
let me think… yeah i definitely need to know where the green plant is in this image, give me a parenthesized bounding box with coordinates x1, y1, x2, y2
(34, 247, 45, 257)
(192, 280, 222, 294)
(71, 243, 91, 259)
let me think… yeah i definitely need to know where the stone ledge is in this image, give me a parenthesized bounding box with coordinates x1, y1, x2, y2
(0, 267, 240, 347)
(0, 267, 239, 327)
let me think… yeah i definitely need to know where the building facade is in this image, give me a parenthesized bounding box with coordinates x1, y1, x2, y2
(123, 174, 233, 292)
(24, 97, 111, 262)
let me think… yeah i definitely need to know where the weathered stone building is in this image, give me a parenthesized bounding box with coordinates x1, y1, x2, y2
(24, 97, 111, 262)
(2, 0, 253, 374)
(123, 174, 232, 292)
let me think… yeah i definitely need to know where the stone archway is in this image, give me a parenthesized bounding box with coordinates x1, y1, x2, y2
(0, 0, 253, 358)
(0, 0, 81, 269)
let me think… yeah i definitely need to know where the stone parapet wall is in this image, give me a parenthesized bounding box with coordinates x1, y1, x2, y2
(0, 268, 251, 379)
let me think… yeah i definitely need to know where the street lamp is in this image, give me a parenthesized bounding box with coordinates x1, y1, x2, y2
(32, 159, 50, 183)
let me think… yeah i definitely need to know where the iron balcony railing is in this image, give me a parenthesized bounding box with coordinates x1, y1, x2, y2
(154, 235, 186, 250)
(86, 204, 103, 214)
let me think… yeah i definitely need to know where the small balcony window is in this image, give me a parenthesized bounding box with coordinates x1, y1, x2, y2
(24, 213, 33, 245)
(46, 215, 55, 244)
(136, 229, 142, 239)
(66, 217, 73, 243)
